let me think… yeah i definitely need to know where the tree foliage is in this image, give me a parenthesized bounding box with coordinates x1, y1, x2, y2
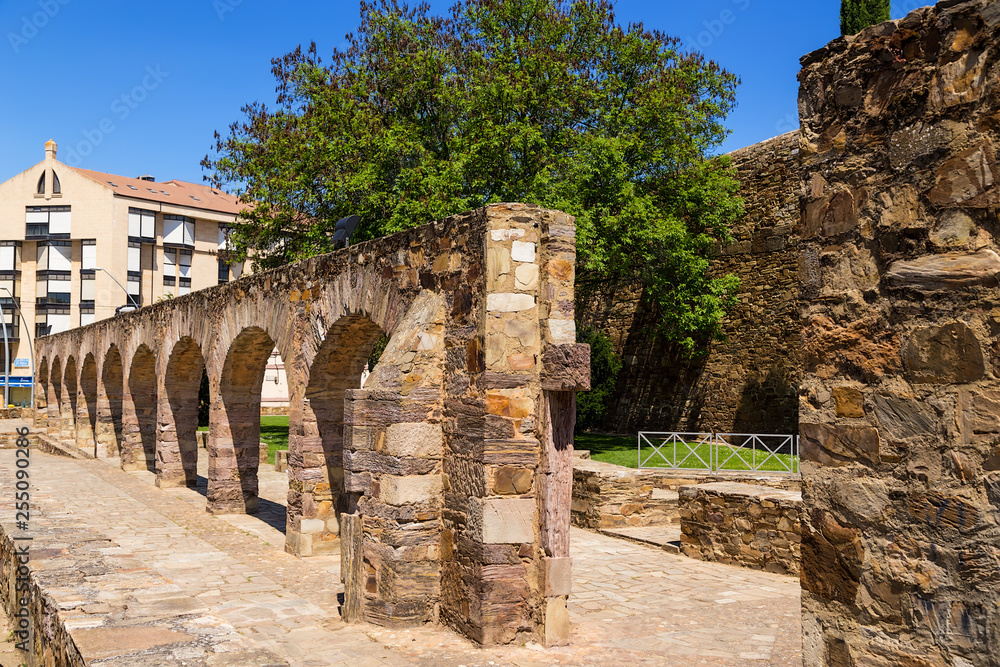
(203, 0, 743, 354)
(575, 325, 622, 431)
(840, 0, 890, 36)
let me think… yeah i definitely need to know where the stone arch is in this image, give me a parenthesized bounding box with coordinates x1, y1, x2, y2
(48, 357, 63, 438)
(158, 336, 206, 488)
(63, 356, 79, 450)
(123, 344, 157, 472)
(210, 326, 277, 514)
(79, 354, 99, 457)
(287, 314, 386, 555)
(99, 345, 124, 458)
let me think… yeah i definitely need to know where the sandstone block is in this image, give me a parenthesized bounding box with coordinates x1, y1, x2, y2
(547, 319, 576, 345)
(543, 596, 571, 647)
(885, 250, 1000, 291)
(832, 387, 864, 418)
(380, 474, 442, 505)
(491, 228, 525, 241)
(543, 557, 572, 596)
(511, 241, 536, 263)
(385, 422, 443, 458)
(487, 293, 535, 312)
(514, 263, 539, 290)
(904, 322, 985, 384)
(469, 497, 536, 544)
(300, 518, 325, 535)
(800, 422, 880, 466)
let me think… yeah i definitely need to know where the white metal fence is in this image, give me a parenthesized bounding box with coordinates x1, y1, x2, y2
(637, 432, 799, 476)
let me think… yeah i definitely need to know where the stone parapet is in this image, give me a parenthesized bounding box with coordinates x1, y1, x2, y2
(678, 482, 801, 576)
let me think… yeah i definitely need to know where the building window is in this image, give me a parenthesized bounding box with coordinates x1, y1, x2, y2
(163, 214, 195, 247)
(0, 242, 21, 273)
(81, 239, 96, 270)
(126, 241, 142, 306)
(52, 171, 61, 195)
(80, 307, 95, 327)
(80, 272, 95, 305)
(0, 312, 19, 344)
(37, 241, 72, 271)
(165, 248, 191, 293)
(25, 206, 71, 239)
(127, 208, 155, 242)
(36, 173, 45, 195)
(35, 308, 69, 337)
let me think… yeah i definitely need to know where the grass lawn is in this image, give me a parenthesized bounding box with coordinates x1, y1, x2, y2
(575, 432, 798, 473)
(198, 415, 290, 465)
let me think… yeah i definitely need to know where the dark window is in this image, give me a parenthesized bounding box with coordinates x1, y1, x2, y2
(36, 172, 45, 194)
(52, 171, 61, 195)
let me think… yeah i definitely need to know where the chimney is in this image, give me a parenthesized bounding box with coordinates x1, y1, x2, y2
(45, 139, 57, 160)
(138, 175, 155, 182)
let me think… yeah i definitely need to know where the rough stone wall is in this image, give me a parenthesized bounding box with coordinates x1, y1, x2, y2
(678, 482, 802, 576)
(33, 203, 589, 648)
(571, 458, 801, 530)
(582, 131, 802, 434)
(797, 1, 1000, 664)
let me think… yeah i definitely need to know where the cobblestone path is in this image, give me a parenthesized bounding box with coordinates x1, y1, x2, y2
(0, 449, 800, 665)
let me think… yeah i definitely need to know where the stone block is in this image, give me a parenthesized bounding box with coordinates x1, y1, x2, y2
(511, 241, 536, 263)
(300, 518, 325, 535)
(385, 422, 443, 458)
(275, 449, 288, 472)
(543, 557, 572, 597)
(543, 597, 571, 646)
(469, 497, 536, 544)
(487, 293, 535, 312)
(380, 474, 442, 506)
(547, 319, 576, 344)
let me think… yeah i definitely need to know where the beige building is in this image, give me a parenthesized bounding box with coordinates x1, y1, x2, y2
(0, 140, 248, 405)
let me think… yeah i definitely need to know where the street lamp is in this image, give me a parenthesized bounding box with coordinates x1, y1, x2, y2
(94, 267, 140, 311)
(0, 287, 32, 409)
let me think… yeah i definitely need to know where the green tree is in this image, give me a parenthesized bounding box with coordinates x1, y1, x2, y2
(575, 325, 622, 431)
(840, 0, 890, 36)
(204, 0, 743, 354)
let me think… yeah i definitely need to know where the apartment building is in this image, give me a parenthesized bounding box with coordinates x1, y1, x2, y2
(0, 140, 248, 405)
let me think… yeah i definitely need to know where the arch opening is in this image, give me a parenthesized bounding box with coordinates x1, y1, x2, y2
(161, 337, 206, 488)
(80, 354, 99, 457)
(100, 346, 124, 458)
(290, 315, 385, 555)
(36, 358, 49, 422)
(63, 356, 79, 448)
(213, 326, 278, 515)
(125, 345, 157, 472)
(48, 357, 63, 437)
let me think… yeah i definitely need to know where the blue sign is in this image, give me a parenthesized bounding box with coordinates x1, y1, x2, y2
(0, 377, 33, 387)
(12, 358, 29, 368)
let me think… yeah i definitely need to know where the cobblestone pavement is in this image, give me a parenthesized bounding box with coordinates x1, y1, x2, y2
(0, 447, 801, 665)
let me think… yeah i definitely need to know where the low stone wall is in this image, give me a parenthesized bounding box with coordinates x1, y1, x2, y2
(260, 405, 289, 416)
(679, 482, 801, 575)
(571, 458, 800, 530)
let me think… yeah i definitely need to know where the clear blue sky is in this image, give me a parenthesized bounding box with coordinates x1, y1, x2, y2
(1, 0, 931, 184)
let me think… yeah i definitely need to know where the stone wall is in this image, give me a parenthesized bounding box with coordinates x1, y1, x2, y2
(581, 131, 802, 434)
(797, 1, 1000, 664)
(678, 482, 802, 576)
(32, 203, 590, 648)
(571, 458, 800, 530)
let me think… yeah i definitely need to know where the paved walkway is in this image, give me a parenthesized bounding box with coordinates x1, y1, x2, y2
(0, 445, 801, 666)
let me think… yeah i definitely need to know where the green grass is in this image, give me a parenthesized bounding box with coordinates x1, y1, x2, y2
(575, 432, 798, 473)
(198, 416, 289, 465)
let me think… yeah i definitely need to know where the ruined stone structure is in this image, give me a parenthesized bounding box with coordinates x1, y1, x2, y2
(31, 203, 589, 647)
(798, 1, 1000, 664)
(678, 482, 802, 576)
(582, 131, 802, 434)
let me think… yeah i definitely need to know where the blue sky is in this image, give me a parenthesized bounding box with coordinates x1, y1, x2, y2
(1, 0, 931, 184)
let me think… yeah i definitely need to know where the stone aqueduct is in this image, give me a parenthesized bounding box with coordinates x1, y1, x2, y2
(32, 203, 589, 646)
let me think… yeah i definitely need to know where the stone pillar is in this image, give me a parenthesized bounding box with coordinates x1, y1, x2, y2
(798, 3, 1000, 664)
(75, 386, 95, 455)
(95, 382, 119, 458)
(155, 372, 198, 488)
(340, 291, 446, 625)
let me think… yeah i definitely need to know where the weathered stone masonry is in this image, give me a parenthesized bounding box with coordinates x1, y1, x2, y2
(582, 131, 802, 434)
(798, 1, 1000, 665)
(32, 203, 589, 647)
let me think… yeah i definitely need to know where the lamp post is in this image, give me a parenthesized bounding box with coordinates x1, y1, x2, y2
(94, 268, 140, 311)
(0, 287, 34, 409)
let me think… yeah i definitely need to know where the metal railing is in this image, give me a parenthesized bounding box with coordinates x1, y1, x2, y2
(638, 431, 799, 476)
